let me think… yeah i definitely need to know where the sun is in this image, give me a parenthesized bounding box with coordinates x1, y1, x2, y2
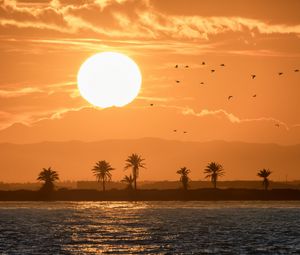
(77, 52, 142, 108)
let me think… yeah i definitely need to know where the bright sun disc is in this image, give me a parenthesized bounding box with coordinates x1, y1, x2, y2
(77, 52, 142, 108)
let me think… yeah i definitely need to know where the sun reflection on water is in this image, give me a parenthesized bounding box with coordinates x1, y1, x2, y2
(1, 201, 300, 254)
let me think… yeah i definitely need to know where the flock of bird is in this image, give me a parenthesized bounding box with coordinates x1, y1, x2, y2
(148, 61, 299, 133)
(173, 62, 299, 101)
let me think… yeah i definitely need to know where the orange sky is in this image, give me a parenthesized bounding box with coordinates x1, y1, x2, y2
(0, 0, 300, 182)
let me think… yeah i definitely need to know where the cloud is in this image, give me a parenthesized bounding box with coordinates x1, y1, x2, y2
(41, 105, 92, 121)
(1, 37, 215, 56)
(0, 105, 298, 145)
(222, 49, 300, 58)
(137, 96, 173, 102)
(136, 96, 194, 103)
(0, 87, 44, 98)
(182, 108, 241, 123)
(0, 109, 32, 130)
(180, 107, 290, 131)
(0, 105, 92, 130)
(0, 18, 62, 31)
(0, 81, 87, 130)
(0, 81, 79, 98)
(1, 0, 300, 40)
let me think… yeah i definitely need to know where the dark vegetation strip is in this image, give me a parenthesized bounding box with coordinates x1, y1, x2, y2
(1, 188, 300, 201)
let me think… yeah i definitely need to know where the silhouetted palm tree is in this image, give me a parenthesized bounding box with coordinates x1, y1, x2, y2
(124, 153, 146, 190)
(37, 167, 59, 192)
(121, 174, 134, 190)
(176, 167, 190, 191)
(204, 162, 224, 189)
(92, 161, 114, 192)
(257, 168, 272, 190)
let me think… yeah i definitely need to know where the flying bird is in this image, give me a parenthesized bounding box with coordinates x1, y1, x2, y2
(202, 62, 205, 65)
(150, 103, 154, 106)
(185, 65, 189, 68)
(228, 96, 233, 100)
(183, 131, 187, 134)
(200, 82, 204, 85)
(173, 129, 177, 132)
(175, 65, 178, 68)
(211, 69, 215, 73)
(175, 80, 180, 83)
(220, 64, 225, 67)
(251, 74, 256, 79)
(275, 123, 280, 128)
(252, 94, 257, 98)
(294, 69, 299, 72)
(278, 72, 283, 76)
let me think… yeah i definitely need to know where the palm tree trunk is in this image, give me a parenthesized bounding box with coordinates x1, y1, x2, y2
(134, 178, 137, 190)
(265, 178, 268, 190)
(133, 167, 137, 190)
(214, 180, 217, 189)
(103, 179, 105, 192)
(263, 178, 267, 190)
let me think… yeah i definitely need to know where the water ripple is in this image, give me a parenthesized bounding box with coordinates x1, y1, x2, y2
(0, 201, 300, 254)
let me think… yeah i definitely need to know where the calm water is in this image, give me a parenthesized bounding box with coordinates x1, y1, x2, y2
(0, 201, 300, 254)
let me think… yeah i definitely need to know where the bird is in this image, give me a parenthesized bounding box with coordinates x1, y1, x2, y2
(251, 74, 256, 79)
(175, 80, 180, 83)
(220, 64, 225, 67)
(173, 129, 177, 132)
(150, 103, 154, 106)
(175, 65, 178, 68)
(278, 72, 283, 76)
(200, 82, 204, 85)
(185, 65, 189, 68)
(202, 62, 205, 65)
(211, 69, 215, 73)
(294, 69, 299, 72)
(252, 94, 257, 98)
(183, 131, 187, 134)
(228, 96, 233, 100)
(275, 123, 280, 128)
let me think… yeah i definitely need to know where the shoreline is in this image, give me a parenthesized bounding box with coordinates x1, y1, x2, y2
(1, 188, 300, 201)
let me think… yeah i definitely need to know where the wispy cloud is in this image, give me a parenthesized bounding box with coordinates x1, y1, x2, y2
(181, 107, 290, 130)
(182, 108, 241, 123)
(0, 81, 78, 98)
(0, 87, 44, 98)
(41, 105, 92, 121)
(137, 96, 194, 103)
(7, 37, 215, 55)
(0, 105, 92, 130)
(137, 96, 173, 102)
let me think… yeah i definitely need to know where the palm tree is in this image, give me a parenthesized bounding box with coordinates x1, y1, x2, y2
(121, 174, 134, 190)
(204, 162, 225, 189)
(124, 153, 146, 190)
(257, 168, 272, 190)
(176, 167, 190, 191)
(37, 167, 59, 192)
(92, 160, 114, 192)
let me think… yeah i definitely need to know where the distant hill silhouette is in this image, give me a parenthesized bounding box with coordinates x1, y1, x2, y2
(0, 138, 300, 182)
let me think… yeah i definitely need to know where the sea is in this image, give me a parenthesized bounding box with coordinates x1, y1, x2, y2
(0, 201, 299, 254)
